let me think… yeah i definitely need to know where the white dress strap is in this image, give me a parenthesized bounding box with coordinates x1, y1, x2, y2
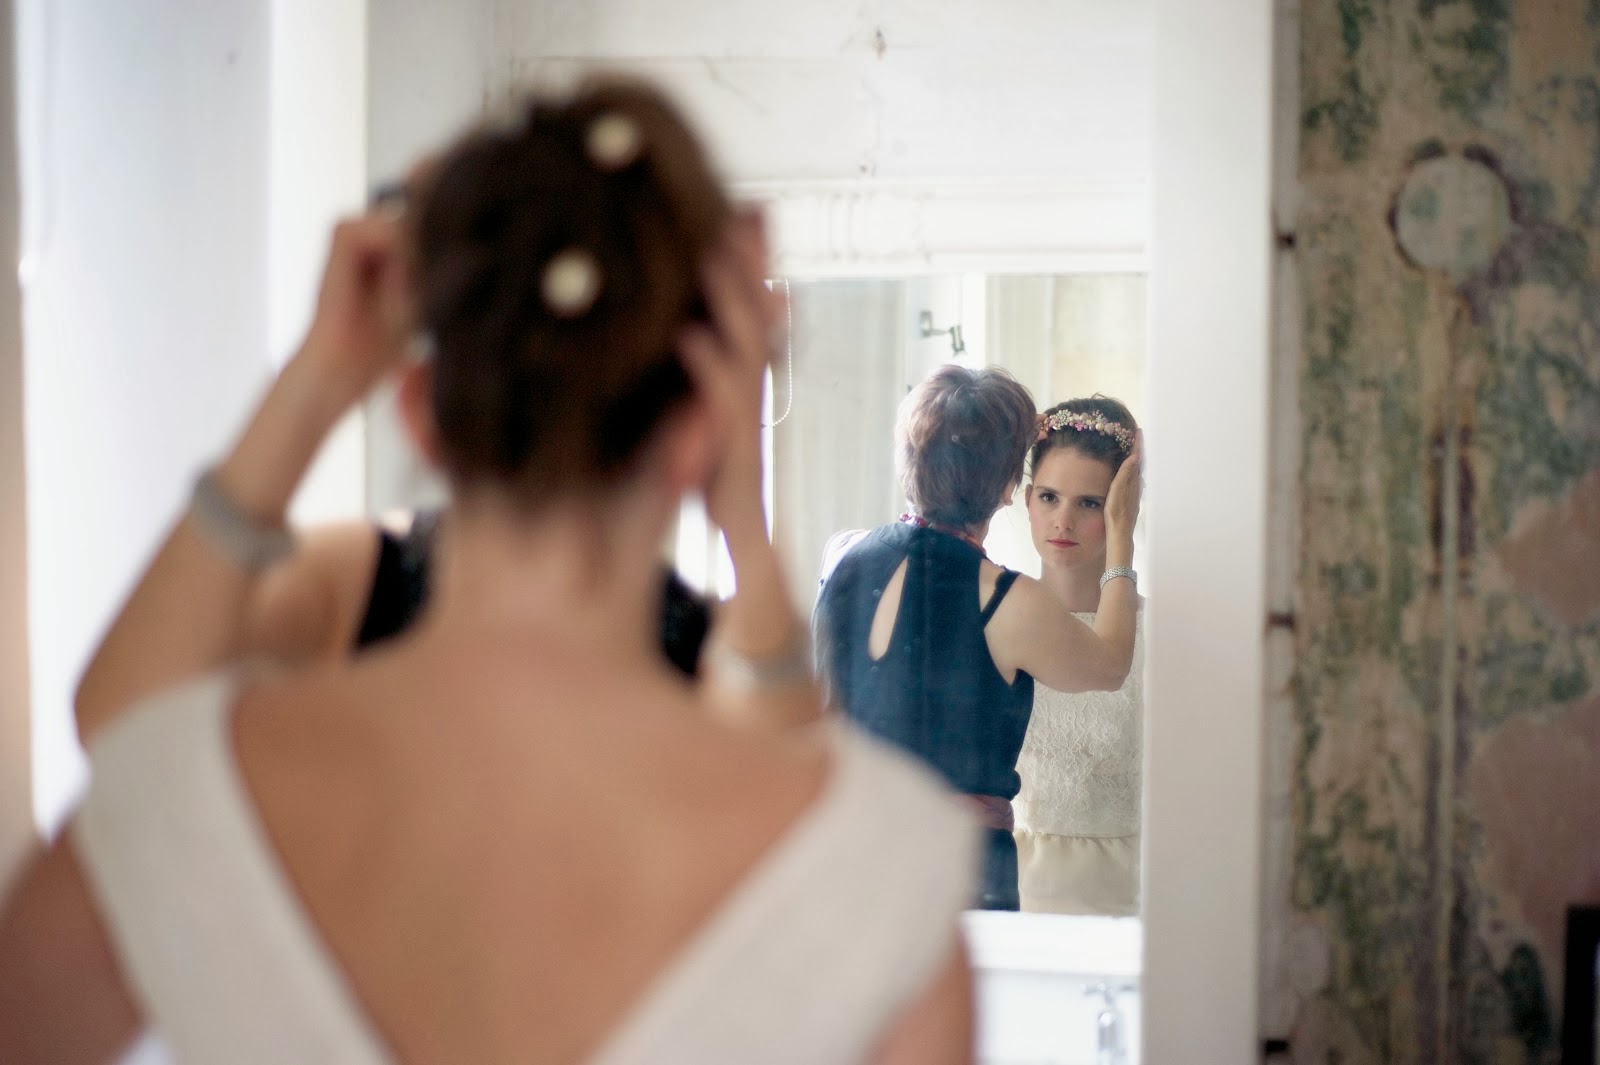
(73, 673, 393, 1065)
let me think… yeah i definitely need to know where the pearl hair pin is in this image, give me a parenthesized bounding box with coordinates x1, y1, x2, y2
(586, 112, 642, 170)
(542, 248, 602, 317)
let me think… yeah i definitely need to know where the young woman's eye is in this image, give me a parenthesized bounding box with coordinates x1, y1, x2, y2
(1040, 492, 1058, 504)
(1080, 498, 1103, 511)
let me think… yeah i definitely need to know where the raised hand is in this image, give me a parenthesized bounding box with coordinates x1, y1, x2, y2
(1105, 431, 1143, 540)
(292, 210, 412, 418)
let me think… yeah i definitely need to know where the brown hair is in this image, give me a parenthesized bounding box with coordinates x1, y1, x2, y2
(409, 77, 730, 506)
(1029, 395, 1138, 478)
(897, 365, 1037, 528)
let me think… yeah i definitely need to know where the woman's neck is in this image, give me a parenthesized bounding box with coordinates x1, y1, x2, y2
(902, 512, 991, 553)
(426, 492, 666, 662)
(1041, 556, 1105, 614)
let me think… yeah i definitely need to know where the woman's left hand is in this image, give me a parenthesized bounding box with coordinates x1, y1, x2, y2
(677, 208, 785, 543)
(290, 210, 413, 419)
(1105, 431, 1143, 541)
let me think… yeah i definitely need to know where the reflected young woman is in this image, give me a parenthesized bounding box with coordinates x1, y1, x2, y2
(1, 79, 978, 1064)
(813, 368, 1141, 911)
(1014, 396, 1145, 916)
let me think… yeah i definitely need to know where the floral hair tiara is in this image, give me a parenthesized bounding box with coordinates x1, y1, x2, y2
(1035, 409, 1135, 450)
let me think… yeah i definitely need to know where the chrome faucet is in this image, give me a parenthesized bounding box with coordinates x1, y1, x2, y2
(1085, 982, 1129, 1065)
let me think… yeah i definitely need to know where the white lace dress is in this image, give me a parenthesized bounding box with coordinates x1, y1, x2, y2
(1012, 612, 1144, 916)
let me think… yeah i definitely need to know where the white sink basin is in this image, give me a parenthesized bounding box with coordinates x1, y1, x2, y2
(963, 912, 1143, 1065)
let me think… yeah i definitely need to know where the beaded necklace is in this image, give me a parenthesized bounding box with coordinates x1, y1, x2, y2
(898, 513, 988, 558)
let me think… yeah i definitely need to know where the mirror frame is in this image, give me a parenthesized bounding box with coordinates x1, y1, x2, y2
(745, 178, 1148, 278)
(1142, 0, 1272, 1059)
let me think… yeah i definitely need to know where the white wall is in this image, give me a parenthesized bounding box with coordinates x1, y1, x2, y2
(17, 0, 274, 830)
(364, 0, 499, 514)
(0, 0, 35, 888)
(364, 0, 1154, 513)
(16, 0, 368, 832)
(1141, 0, 1273, 1059)
(366, 0, 497, 181)
(490, 0, 1151, 187)
(271, 0, 369, 526)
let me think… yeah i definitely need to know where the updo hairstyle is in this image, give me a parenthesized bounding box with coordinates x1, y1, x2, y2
(410, 77, 731, 507)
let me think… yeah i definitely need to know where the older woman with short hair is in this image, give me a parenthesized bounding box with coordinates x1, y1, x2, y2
(814, 365, 1141, 910)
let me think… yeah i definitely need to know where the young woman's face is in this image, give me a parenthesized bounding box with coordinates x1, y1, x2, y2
(1026, 447, 1116, 569)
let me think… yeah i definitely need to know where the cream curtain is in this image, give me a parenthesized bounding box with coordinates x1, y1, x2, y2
(771, 279, 907, 613)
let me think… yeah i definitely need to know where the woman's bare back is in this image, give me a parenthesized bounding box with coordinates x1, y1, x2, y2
(234, 632, 828, 1064)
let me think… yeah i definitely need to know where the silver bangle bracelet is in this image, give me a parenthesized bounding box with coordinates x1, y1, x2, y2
(706, 630, 814, 691)
(189, 468, 296, 573)
(1099, 566, 1137, 591)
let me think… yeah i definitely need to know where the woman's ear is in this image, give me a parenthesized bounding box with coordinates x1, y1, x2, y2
(396, 360, 442, 468)
(655, 396, 721, 502)
(1023, 483, 1035, 507)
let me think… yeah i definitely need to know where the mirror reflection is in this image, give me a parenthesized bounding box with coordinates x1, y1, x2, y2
(782, 275, 1147, 917)
(4, 0, 1173, 1057)
(369, 272, 1150, 917)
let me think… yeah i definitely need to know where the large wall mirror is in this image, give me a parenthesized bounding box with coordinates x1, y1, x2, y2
(363, 3, 1156, 1059)
(361, 1, 1272, 1061)
(5, 0, 1269, 1059)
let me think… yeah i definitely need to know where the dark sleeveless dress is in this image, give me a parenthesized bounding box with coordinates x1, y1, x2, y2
(353, 511, 712, 679)
(812, 522, 1034, 910)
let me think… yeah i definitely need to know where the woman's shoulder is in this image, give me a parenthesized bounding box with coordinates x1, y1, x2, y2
(653, 715, 974, 890)
(818, 527, 881, 582)
(81, 662, 369, 786)
(79, 671, 241, 771)
(978, 556, 1030, 580)
(979, 561, 1044, 603)
(698, 723, 975, 957)
(590, 725, 974, 1063)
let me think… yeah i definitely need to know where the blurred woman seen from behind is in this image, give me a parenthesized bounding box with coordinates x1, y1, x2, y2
(0, 79, 978, 1065)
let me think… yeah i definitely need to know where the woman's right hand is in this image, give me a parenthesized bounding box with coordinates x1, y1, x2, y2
(289, 210, 412, 419)
(1104, 432, 1143, 541)
(213, 211, 412, 522)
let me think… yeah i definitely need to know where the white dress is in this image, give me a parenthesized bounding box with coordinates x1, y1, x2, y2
(72, 674, 977, 1065)
(1012, 613, 1144, 916)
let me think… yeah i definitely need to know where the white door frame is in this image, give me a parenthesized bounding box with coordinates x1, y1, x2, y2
(1142, 0, 1273, 1059)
